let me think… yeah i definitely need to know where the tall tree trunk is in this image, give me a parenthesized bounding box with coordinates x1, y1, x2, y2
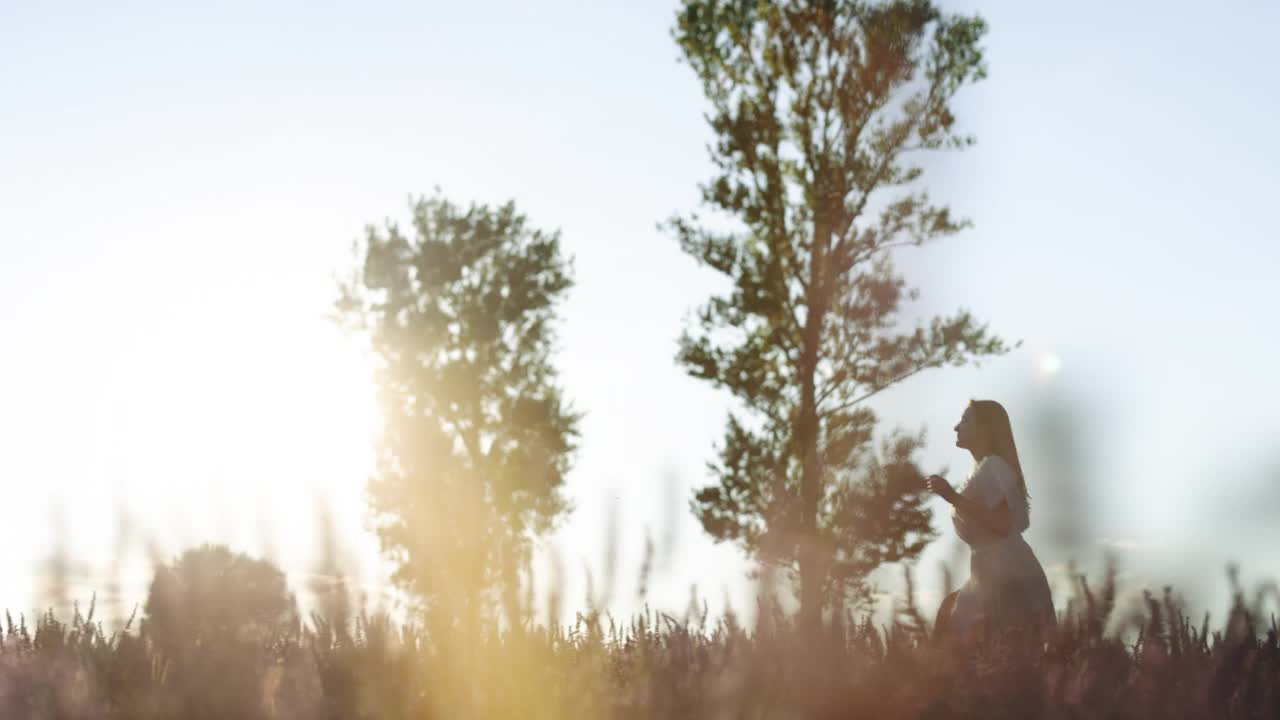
(798, 223, 829, 633)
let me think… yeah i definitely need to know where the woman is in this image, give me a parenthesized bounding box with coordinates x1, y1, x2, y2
(926, 400, 1055, 643)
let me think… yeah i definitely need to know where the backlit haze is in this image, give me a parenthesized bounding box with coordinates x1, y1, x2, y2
(2, 0, 1278, 630)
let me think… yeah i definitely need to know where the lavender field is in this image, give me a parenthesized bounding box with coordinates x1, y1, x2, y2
(1, 554, 1276, 719)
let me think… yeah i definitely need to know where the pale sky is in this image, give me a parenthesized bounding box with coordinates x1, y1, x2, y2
(2, 0, 1278, 630)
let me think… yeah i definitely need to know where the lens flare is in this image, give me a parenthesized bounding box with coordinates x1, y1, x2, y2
(1037, 351, 1063, 378)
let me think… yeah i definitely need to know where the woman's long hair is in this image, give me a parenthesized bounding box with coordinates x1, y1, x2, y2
(969, 399, 1031, 517)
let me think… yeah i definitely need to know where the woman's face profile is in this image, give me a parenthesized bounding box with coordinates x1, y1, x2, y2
(954, 406, 983, 451)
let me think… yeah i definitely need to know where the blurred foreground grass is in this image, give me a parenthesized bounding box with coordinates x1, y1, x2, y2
(0, 553, 1276, 719)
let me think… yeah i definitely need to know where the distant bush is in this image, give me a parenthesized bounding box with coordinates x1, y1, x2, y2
(140, 544, 300, 719)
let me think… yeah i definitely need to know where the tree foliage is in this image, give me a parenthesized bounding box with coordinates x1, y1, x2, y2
(670, 0, 1010, 625)
(144, 544, 296, 655)
(335, 193, 579, 628)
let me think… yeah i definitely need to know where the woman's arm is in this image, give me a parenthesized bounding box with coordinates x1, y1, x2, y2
(926, 475, 1013, 537)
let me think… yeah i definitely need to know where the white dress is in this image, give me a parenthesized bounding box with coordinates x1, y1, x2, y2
(946, 455, 1055, 638)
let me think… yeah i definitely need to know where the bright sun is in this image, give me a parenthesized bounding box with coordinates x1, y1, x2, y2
(93, 305, 385, 610)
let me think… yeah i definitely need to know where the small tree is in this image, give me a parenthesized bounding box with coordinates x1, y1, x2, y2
(670, 0, 1010, 629)
(144, 544, 296, 654)
(143, 544, 298, 720)
(335, 193, 579, 632)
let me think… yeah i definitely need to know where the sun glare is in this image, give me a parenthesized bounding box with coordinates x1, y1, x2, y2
(96, 309, 383, 608)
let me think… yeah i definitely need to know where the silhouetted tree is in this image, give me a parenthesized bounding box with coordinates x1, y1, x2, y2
(670, 0, 1009, 630)
(144, 544, 296, 655)
(143, 544, 298, 720)
(335, 193, 578, 633)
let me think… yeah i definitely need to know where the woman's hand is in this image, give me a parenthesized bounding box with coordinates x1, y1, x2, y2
(926, 475, 959, 503)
